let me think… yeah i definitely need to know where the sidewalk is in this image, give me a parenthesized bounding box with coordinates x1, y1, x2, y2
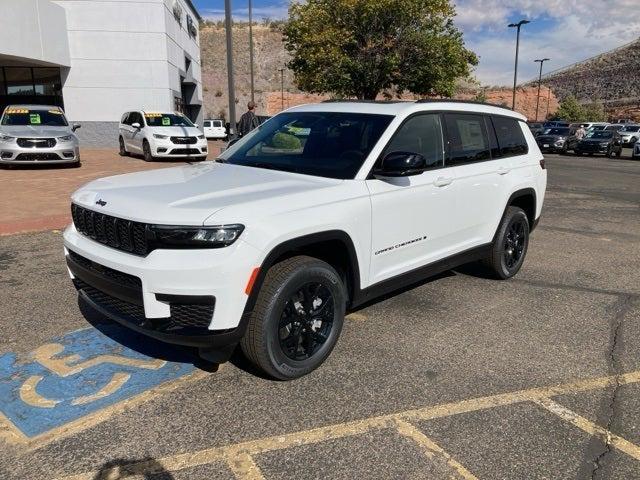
(0, 143, 222, 236)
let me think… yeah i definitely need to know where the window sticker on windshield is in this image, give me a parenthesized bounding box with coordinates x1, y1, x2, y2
(29, 113, 41, 125)
(48, 110, 63, 114)
(162, 117, 171, 126)
(5, 109, 29, 114)
(145, 113, 162, 118)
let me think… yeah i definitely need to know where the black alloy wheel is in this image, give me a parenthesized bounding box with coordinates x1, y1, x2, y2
(278, 282, 335, 361)
(503, 219, 526, 270)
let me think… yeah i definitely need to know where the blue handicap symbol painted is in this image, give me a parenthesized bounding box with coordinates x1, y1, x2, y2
(0, 325, 195, 438)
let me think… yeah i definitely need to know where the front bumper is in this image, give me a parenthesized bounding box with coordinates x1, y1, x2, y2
(63, 224, 261, 347)
(151, 137, 208, 158)
(575, 144, 610, 154)
(0, 141, 80, 165)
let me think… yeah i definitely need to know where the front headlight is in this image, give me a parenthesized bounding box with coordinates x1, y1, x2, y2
(153, 134, 169, 139)
(58, 135, 74, 142)
(0, 135, 15, 143)
(149, 224, 244, 248)
(600, 142, 609, 147)
(197, 134, 205, 140)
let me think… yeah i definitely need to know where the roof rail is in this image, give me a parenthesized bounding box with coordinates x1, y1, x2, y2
(320, 99, 409, 104)
(414, 98, 513, 110)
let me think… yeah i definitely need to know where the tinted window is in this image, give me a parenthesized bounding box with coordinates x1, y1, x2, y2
(203, 121, 212, 127)
(444, 113, 490, 165)
(121, 112, 131, 125)
(5, 67, 34, 95)
(223, 112, 393, 179)
(491, 116, 528, 156)
(33, 68, 61, 96)
(1, 107, 68, 126)
(383, 114, 444, 168)
(144, 113, 194, 127)
(130, 112, 143, 126)
(485, 117, 501, 158)
(213, 120, 223, 127)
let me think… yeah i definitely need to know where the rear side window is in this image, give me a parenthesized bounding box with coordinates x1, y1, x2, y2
(121, 113, 130, 125)
(444, 113, 490, 165)
(213, 120, 223, 127)
(491, 116, 528, 156)
(383, 114, 444, 168)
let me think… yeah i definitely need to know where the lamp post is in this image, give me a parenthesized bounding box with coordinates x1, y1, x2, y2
(278, 68, 284, 110)
(248, 0, 255, 104)
(224, 0, 236, 138)
(508, 19, 530, 110)
(534, 58, 550, 122)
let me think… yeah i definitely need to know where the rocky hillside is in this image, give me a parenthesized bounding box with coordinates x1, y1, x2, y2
(200, 23, 559, 121)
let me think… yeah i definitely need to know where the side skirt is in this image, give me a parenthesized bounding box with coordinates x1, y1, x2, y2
(351, 243, 492, 308)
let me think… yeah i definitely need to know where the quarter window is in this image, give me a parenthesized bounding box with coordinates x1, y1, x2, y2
(444, 113, 491, 165)
(491, 116, 528, 156)
(382, 114, 444, 168)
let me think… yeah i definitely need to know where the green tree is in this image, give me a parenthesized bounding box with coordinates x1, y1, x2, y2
(583, 101, 607, 122)
(552, 95, 584, 122)
(283, 0, 478, 100)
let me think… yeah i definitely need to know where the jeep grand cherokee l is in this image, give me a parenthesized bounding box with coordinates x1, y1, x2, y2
(64, 100, 546, 380)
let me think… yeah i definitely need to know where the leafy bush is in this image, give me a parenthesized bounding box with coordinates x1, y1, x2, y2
(272, 132, 301, 150)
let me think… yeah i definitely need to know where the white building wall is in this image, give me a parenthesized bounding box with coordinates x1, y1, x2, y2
(0, 0, 70, 67)
(52, 0, 202, 123)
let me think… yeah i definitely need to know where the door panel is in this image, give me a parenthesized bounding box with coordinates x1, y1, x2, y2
(367, 113, 460, 285)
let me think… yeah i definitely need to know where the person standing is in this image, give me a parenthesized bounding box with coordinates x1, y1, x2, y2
(238, 101, 260, 137)
(575, 125, 586, 140)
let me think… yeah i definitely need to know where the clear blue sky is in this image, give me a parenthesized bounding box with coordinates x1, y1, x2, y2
(193, 0, 639, 86)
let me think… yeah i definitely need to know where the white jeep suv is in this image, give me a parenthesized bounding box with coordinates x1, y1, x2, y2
(64, 101, 546, 380)
(118, 111, 207, 161)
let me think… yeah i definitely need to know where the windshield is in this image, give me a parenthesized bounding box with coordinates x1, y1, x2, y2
(587, 131, 613, 139)
(221, 112, 394, 179)
(1, 108, 68, 127)
(543, 128, 571, 136)
(621, 126, 640, 132)
(144, 113, 194, 127)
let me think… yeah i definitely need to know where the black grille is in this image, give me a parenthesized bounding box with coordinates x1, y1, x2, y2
(17, 138, 56, 148)
(170, 136, 197, 144)
(169, 148, 201, 155)
(15, 153, 61, 161)
(71, 204, 150, 256)
(75, 280, 215, 333)
(68, 250, 142, 289)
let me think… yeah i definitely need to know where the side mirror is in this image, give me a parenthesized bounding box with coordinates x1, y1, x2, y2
(72, 123, 81, 132)
(131, 122, 141, 129)
(194, 123, 199, 128)
(374, 151, 427, 177)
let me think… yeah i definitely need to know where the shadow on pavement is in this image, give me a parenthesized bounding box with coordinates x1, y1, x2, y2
(92, 457, 174, 480)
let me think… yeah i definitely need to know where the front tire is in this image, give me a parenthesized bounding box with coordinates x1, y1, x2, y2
(241, 256, 346, 380)
(482, 206, 530, 279)
(143, 140, 154, 162)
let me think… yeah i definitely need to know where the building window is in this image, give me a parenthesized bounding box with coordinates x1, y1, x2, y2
(33, 68, 62, 96)
(5, 67, 35, 95)
(0, 68, 5, 95)
(174, 96, 184, 113)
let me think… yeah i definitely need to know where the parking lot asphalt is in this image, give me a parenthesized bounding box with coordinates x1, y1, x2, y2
(0, 153, 639, 479)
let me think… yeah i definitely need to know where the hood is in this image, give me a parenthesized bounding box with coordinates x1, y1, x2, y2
(147, 126, 201, 136)
(71, 162, 342, 225)
(580, 138, 611, 144)
(1, 125, 72, 137)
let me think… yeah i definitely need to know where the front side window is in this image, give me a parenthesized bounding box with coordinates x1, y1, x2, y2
(491, 116, 528, 156)
(222, 112, 393, 179)
(1, 107, 68, 126)
(144, 113, 194, 127)
(382, 114, 444, 168)
(203, 121, 212, 127)
(444, 113, 490, 165)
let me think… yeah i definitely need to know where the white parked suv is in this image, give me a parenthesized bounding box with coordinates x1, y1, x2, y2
(64, 100, 546, 379)
(118, 111, 207, 161)
(203, 118, 227, 140)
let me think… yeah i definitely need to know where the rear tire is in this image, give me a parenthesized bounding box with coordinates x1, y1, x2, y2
(241, 256, 346, 380)
(482, 206, 530, 280)
(143, 140, 154, 162)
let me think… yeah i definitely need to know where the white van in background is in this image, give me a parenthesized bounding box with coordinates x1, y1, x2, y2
(203, 119, 227, 140)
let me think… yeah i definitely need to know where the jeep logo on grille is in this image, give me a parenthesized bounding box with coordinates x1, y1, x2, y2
(95, 199, 107, 207)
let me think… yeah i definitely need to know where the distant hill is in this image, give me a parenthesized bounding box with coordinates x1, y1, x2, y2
(538, 39, 640, 108)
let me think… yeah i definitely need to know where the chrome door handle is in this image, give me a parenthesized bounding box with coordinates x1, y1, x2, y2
(497, 166, 511, 175)
(434, 176, 453, 187)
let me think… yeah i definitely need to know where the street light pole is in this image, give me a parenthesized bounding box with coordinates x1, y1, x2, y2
(534, 58, 550, 122)
(248, 0, 255, 104)
(508, 19, 530, 111)
(278, 68, 284, 110)
(224, 0, 236, 138)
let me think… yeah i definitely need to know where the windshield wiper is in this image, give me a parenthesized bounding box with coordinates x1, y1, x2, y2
(215, 157, 227, 163)
(244, 162, 302, 174)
